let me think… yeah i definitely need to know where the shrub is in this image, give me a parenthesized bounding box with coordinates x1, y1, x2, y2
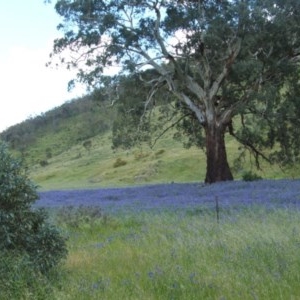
(83, 140, 92, 152)
(242, 170, 263, 181)
(134, 151, 150, 160)
(0, 142, 67, 274)
(155, 149, 165, 157)
(39, 159, 49, 167)
(45, 147, 52, 159)
(113, 157, 127, 168)
(0, 250, 55, 299)
(55, 205, 107, 229)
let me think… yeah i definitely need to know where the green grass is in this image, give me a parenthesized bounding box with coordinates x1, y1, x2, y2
(29, 129, 298, 191)
(29, 132, 202, 190)
(3, 207, 300, 299)
(34, 207, 300, 300)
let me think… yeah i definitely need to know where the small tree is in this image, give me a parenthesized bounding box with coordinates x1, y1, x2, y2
(0, 142, 67, 273)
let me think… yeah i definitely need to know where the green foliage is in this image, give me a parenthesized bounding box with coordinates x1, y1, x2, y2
(45, 147, 52, 159)
(39, 159, 49, 167)
(82, 139, 92, 152)
(155, 149, 165, 157)
(0, 251, 57, 300)
(0, 94, 115, 164)
(110, 74, 153, 149)
(113, 157, 127, 168)
(0, 142, 67, 274)
(49, 0, 300, 183)
(242, 171, 263, 182)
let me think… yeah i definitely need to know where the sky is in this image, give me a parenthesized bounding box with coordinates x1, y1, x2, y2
(0, 0, 86, 132)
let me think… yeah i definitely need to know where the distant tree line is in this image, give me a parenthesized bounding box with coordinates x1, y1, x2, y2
(0, 94, 116, 160)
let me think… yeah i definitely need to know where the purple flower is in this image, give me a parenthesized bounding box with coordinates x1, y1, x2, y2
(35, 179, 300, 213)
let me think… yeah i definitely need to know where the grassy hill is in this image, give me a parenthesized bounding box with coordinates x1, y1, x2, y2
(1, 96, 299, 191)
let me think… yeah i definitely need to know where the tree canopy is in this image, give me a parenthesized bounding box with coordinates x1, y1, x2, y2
(48, 0, 300, 183)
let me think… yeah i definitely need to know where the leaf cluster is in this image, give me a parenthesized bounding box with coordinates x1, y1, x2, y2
(110, 73, 153, 149)
(0, 142, 67, 274)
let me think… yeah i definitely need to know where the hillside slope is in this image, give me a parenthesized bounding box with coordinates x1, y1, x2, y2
(1, 97, 298, 191)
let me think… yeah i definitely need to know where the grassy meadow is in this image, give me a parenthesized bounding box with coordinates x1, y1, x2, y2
(1, 101, 300, 299)
(58, 208, 300, 300)
(4, 205, 300, 300)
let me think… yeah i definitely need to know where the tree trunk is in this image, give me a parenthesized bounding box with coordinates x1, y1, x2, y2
(204, 123, 233, 184)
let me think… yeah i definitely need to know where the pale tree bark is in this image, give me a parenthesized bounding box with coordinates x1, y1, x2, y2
(120, 2, 241, 183)
(177, 40, 240, 183)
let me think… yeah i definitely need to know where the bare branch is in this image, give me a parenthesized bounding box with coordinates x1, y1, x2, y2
(180, 93, 206, 124)
(185, 75, 206, 100)
(209, 38, 241, 100)
(150, 113, 190, 149)
(153, 4, 169, 58)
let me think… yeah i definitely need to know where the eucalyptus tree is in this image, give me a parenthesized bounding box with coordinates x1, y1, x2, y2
(48, 0, 300, 183)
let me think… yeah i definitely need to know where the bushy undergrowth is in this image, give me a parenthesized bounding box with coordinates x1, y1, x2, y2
(0, 251, 61, 300)
(55, 205, 108, 229)
(242, 170, 263, 181)
(113, 157, 127, 168)
(0, 142, 67, 298)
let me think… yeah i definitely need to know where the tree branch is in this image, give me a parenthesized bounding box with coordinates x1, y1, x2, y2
(150, 113, 191, 149)
(180, 93, 206, 124)
(228, 121, 271, 169)
(209, 38, 241, 100)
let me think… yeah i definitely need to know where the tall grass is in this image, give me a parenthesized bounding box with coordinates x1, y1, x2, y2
(50, 207, 300, 299)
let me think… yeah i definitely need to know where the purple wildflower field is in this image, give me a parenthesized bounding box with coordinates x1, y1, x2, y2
(36, 179, 300, 214)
